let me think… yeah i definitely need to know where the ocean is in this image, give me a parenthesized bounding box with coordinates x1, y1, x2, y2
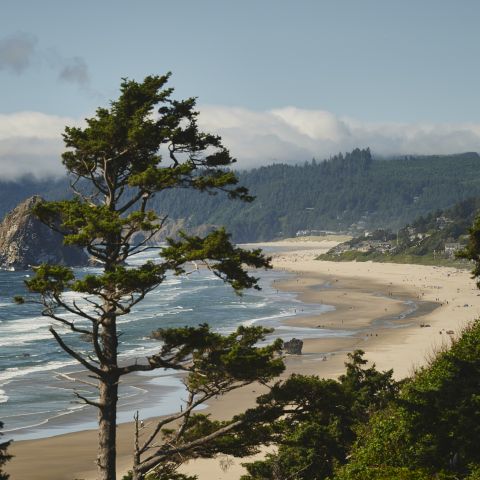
(0, 249, 344, 441)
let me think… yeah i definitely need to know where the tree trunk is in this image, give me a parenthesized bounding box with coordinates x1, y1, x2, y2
(132, 465, 145, 480)
(97, 305, 119, 480)
(132, 412, 144, 480)
(98, 376, 119, 480)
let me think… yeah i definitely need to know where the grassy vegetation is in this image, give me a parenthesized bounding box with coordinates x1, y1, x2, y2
(318, 251, 470, 268)
(282, 235, 353, 243)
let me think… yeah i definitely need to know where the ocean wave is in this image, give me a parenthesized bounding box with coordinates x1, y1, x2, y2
(240, 309, 302, 327)
(1, 408, 63, 419)
(116, 307, 191, 325)
(0, 315, 60, 346)
(0, 264, 335, 439)
(241, 303, 335, 327)
(161, 278, 183, 286)
(0, 359, 78, 385)
(0, 389, 8, 403)
(0, 315, 48, 332)
(0, 332, 52, 347)
(118, 343, 162, 359)
(0, 312, 82, 331)
(2, 402, 87, 435)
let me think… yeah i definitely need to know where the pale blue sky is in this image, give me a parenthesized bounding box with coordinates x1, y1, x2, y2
(1, 0, 479, 121)
(2, 1, 480, 177)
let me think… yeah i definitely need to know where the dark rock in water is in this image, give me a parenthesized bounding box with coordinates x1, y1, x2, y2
(284, 338, 303, 355)
(0, 195, 89, 270)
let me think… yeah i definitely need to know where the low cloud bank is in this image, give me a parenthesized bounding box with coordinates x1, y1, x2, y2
(0, 112, 77, 180)
(198, 106, 480, 168)
(1, 107, 480, 180)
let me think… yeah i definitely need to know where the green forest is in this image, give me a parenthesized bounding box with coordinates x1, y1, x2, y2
(3, 149, 480, 242)
(150, 149, 480, 241)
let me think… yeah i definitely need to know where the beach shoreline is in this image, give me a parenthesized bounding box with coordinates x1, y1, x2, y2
(8, 238, 480, 480)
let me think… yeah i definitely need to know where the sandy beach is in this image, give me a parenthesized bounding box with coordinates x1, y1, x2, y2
(8, 238, 480, 480)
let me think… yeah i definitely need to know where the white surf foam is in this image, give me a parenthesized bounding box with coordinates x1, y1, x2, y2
(0, 359, 78, 385)
(0, 389, 8, 403)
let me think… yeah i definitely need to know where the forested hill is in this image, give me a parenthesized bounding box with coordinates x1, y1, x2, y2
(319, 196, 480, 265)
(0, 177, 69, 221)
(2, 149, 480, 242)
(152, 149, 480, 241)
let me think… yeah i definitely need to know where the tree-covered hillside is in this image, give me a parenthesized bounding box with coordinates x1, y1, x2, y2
(2, 149, 480, 242)
(0, 177, 69, 220)
(151, 149, 480, 241)
(320, 196, 480, 265)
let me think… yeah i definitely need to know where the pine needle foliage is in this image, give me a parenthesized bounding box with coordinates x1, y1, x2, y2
(19, 73, 282, 480)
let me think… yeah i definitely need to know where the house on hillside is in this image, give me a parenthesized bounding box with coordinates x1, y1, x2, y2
(437, 216, 453, 230)
(444, 242, 462, 257)
(355, 240, 394, 254)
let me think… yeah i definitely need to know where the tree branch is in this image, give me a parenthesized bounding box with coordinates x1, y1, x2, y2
(42, 308, 93, 336)
(139, 419, 244, 474)
(56, 372, 99, 389)
(73, 390, 102, 408)
(139, 390, 212, 455)
(49, 327, 103, 376)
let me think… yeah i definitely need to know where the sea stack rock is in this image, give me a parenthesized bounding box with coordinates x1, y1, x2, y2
(0, 196, 89, 270)
(284, 338, 303, 355)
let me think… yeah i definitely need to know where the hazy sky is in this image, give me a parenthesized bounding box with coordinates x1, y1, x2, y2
(2, 0, 480, 178)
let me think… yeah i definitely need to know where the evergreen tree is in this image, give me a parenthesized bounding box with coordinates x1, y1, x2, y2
(458, 212, 480, 285)
(19, 74, 283, 480)
(241, 351, 398, 480)
(0, 422, 11, 480)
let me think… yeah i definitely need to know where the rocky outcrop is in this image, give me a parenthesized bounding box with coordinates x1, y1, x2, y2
(0, 196, 89, 270)
(284, 338, 303, 355)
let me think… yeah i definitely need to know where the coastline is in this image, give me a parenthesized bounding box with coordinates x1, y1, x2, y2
(8, 238, 480, 480)
(269, 242, 479, 379)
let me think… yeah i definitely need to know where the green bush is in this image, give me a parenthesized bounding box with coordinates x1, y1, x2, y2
(335, 465, 457, 480)
(335, 320, 480, 478)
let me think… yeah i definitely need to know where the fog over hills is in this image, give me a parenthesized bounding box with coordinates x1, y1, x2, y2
(3, 107, 480, 178)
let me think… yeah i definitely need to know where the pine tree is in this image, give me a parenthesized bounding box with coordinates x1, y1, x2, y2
(0, 422, 12, 480)
(20, 74, 283, 480)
